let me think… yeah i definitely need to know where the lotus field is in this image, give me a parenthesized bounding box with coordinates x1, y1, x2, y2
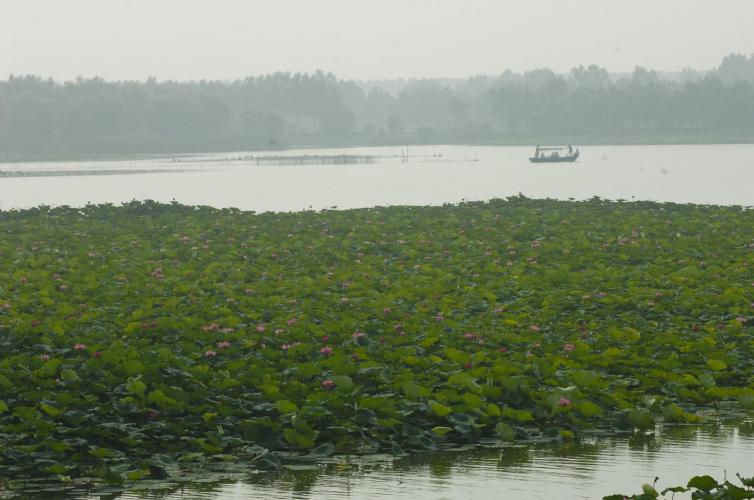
(0, 198, 753, 481)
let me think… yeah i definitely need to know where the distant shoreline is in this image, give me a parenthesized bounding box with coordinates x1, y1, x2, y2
(2, 133, 753, 163)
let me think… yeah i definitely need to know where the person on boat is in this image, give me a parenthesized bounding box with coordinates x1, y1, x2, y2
(568, 144, 573, 154)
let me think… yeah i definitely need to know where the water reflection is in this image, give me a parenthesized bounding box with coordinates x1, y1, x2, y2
(104, 421, 754, 499)
(739, 420, 754, 437)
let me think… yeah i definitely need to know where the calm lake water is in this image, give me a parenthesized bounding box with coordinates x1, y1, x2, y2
(1, 144, 754, 210)
(84, 421, 753, 500)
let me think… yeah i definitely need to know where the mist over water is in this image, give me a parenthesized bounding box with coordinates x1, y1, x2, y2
(2, 145, 753, 211)
(2, 3, 754, 500)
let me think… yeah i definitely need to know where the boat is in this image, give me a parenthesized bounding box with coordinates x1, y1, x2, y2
(529, 145, 579, 163)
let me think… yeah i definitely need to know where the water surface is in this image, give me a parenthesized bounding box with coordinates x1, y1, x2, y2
(1, 144, 753, 210)
(78, 421, 754, 500)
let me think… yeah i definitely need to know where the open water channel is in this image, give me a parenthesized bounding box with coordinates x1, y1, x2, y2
(1, 144, 753, 210)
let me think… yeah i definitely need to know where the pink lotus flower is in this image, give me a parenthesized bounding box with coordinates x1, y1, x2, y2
(530, 325, 541, 332)
(382, 307, 392, 315)
(464, 362, 473, 369)
(73, 343, 87, 351)
(151, 268, 164, 279)
(287, 318, 298, 326)
(321, 335, 330, 343)
(202, 323, 219, 332)
(558, 397, 571, 408)
(204, 350, 217, 357)
(255, 323, 266, 332)
(321, 379, 335, 390)
(464, 332, 480, 341)
(499, 347, 509, 353)
(435, 313, 444, 322)
(352, 332, 366, 338)
(93, 351, 102, 358)
(563, 343, 576, 352)
(217, 341, 231, 349)
(494, 307, 504, 314)
(320, 346, 333, 356)
(40, 354, 51, 361)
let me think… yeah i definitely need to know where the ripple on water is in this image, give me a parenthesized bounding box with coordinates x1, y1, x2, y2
(84, 422, 754, 500)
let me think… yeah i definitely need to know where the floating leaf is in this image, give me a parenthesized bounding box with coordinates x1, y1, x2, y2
(494, 422, 514, 441)
(432, 426, 453, 436)
(307, 442, 335, 458)
(706, 359, 727, 372)
(60, 369, 81, 383)
(276, 400, 299, 414)
(687, 475, 718, 492)
(431, 402, 452, 417)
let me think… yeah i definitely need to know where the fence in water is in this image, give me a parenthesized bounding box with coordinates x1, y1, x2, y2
(254, 155, 378, 166)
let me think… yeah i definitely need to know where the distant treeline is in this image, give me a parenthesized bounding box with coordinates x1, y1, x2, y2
(2, 53, 754, 157)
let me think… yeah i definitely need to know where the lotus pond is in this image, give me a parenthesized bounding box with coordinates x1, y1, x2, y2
(0, 197, 752, 495)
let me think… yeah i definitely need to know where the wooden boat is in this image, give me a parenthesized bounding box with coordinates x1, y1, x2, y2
(529, 146, 579, 163)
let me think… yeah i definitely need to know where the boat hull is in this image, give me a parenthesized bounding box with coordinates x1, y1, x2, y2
(529, 151, 579, 163)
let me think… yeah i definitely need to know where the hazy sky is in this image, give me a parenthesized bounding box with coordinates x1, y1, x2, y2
(2, 0, 754, 81)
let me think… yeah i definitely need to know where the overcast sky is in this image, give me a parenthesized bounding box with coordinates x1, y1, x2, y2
(2, 0, 753, 81)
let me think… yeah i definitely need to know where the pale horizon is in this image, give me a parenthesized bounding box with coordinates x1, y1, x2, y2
(2, 0, 754, 82)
